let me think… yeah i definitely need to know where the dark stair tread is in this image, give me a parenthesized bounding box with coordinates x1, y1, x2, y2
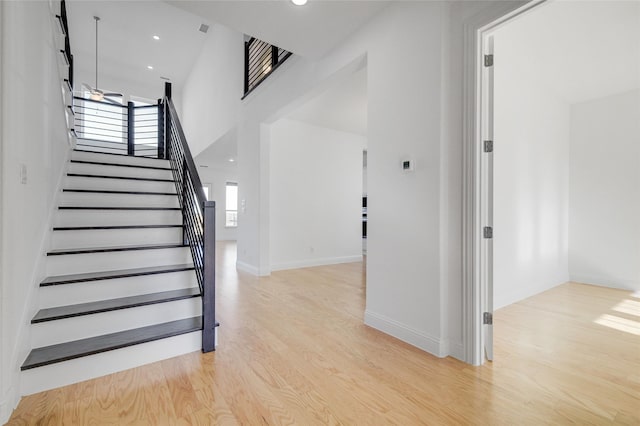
(59, 206, 180, 210)
(47, 243, 188, 256)
(32, 288, 201, 323)
(70, 160, 172, 171)
(67, 173, 174, 183)
(63, 189, 177, 196)
(21, 317, 203, 370)
(53, 224, 183, 231)
(41, 263, 196, 286)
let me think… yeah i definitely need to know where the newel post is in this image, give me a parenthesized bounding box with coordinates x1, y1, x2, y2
(157, 99, 164, 159)
(127, 101, 134, 156)
(202, 200, 217, 352)
(163, 82, 172, 160)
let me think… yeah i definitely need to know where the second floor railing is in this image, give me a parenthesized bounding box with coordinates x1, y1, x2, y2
(243, 37, 292, 98)
(74, 96, 163, 158)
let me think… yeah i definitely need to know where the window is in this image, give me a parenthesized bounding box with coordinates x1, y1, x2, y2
(225, 182, 238, 227)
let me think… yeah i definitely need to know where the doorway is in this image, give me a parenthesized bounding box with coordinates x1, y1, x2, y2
(468, 0, 640, 364)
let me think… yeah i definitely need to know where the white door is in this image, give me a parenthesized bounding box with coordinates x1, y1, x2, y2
(480, 35, 495, 361)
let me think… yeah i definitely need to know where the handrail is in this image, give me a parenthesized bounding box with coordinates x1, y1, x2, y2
(165, 99, 207, 208)
(163, 82, 217, 352)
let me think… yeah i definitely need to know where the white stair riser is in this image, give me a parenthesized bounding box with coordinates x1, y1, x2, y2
(39, 272, 198, 308)
(75, 142, 128, 155)
(51, 228, 183, 249)
(75, 141, 158, 154)
(54, 209, 182, 227)
(40, 273, 198, 308)
(65, 175, 176, 193)
(31, 297, 202, 347)
(21, 331, 202, 395)
(60, 192, 179, 208)
(72, 150, 170, 168)
(69, 162, 173, 180)
(46, 247, 192, 275)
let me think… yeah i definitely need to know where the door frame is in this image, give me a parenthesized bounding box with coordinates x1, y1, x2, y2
(461, 0, 547, 366)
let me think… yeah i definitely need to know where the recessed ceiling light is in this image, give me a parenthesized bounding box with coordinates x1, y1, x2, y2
(291, 0, 307, 5)
(147, 65, 154, 70)
(228, 158, 235, 162)
(153, 35, 160, 40)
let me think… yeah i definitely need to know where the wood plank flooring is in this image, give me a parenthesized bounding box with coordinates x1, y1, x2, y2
(7, 242, 640, 424)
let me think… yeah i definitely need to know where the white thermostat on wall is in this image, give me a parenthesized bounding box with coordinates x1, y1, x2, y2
(401, 157, 414, 172)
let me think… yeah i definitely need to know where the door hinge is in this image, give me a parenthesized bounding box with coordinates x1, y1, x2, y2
(483, 312, 493, 325)
(483, 226, 493, 239)
(484, 54, 494, 67)
(484, 140, 493, 153)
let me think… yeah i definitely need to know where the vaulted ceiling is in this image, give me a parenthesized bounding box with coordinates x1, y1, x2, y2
(166, 1, 390, 59)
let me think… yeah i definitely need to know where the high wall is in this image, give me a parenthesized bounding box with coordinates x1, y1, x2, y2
(180, 23, 244, 156)
(0, 1, 71, 421)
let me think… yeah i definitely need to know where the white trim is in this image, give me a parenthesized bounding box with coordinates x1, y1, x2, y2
(236, 260, 266, 276)
(448, 342, 465, 361)
(461, 0, 546, 366)
(570, 275, 639, 291)
(271, 255, 363, 272)
(364, 310, 447, 358)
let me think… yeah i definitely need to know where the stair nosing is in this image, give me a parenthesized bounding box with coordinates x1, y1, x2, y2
(70, 160, 172, 171)
(63, 189, 178, 196)
(47, 243, 188, 256)
(40, 264, 196, 286)
(67, 173, 174, 183)
(59, 206, 181, 211)
(21, 317, 203, 370)
(53, 224, 183, 231)
(32, 288, 201, 323)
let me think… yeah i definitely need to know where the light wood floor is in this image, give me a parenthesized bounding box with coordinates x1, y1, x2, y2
(7, 242, 640, 425)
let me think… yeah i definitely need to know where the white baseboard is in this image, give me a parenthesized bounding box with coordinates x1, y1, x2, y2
(364, 310, 447, 358)
(570, 275, 639, 291)
(271, 255, 363, 272)
(447, 341, 465, 361)
(236, 260, 260, 276)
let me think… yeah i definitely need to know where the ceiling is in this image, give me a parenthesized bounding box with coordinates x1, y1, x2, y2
(166, 0, 390, 59)
(67, 1, 210, 98)
(494, 0, 640, 104)
(195, 128, 237, 169)
(287, 67, 367, 135)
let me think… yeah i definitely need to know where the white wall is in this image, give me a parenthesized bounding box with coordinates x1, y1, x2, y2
(492, 34, 571, 310)
(196, 165, 239, 241)
(1, 1, 71, 422)
(269, 119, 364, 271)
(180, 23, 244, 157)
(569, 89, 640, 290)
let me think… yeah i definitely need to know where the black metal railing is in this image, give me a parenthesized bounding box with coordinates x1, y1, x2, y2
(56, 0, 73, 91)
(163, 82, 217, 352)
(73, 97, 162, 158)
(243, 37, 292, 98)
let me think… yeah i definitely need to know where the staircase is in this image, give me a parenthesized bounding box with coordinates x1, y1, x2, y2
(20, 147, 205, 394)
